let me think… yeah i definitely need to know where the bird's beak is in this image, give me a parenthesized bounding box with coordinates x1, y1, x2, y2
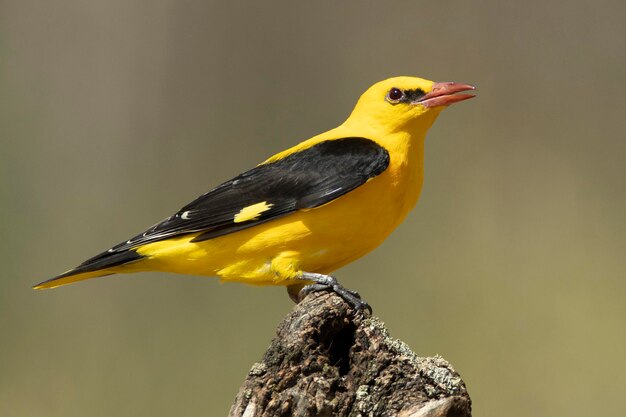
(417, 82, 476, 108)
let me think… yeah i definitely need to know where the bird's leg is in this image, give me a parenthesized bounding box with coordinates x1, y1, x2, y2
(287, 272, 372, 313)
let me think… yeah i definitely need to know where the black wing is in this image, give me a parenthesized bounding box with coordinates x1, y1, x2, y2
(87, 137, 389, 262)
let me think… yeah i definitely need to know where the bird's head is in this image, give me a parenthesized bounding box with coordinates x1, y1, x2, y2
(345, 76, 475, 134)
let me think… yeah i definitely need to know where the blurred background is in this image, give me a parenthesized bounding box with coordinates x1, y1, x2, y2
(1, 1, 625, 416)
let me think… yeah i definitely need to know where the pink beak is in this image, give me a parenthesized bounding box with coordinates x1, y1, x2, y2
(418, 82, 476, 108)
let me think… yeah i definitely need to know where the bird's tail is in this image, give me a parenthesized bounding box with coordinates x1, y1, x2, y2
(33, 249, 145, 290)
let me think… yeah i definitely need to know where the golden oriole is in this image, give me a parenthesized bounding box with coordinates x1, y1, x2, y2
(34, 76, 475, 309)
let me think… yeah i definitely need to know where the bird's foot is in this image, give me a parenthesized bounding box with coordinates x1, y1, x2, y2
(289, 272, 372, 313)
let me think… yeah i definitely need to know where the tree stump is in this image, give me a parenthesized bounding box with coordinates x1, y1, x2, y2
(229, 291, 472, 417)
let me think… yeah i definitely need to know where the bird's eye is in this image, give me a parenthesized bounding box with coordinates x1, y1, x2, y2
(387, 88, 404, 103)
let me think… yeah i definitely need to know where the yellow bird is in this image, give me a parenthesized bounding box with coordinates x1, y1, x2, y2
(34, 76, 475, 309)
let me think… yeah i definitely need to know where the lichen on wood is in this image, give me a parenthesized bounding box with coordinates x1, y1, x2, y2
(229, 291, 471, 417)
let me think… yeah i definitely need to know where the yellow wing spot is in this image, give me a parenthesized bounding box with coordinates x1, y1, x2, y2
(234, 202, 274, 223)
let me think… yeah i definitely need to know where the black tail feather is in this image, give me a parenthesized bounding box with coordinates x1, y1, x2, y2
(34, 249, 144, 289)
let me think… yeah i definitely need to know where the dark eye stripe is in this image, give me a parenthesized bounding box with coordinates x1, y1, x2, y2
(404, 88, 426, 102)
(387, 88, 426, 104)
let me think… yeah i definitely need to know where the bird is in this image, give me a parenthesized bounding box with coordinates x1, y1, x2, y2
(34, 76, 475, 310)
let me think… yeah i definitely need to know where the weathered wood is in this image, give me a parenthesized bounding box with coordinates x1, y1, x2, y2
(229, 291, 471, 417)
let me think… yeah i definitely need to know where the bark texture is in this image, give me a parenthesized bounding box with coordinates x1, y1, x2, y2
(229, 292, 471, 417)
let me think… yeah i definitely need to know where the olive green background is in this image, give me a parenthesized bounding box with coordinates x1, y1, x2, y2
(1, 1, 624, 416)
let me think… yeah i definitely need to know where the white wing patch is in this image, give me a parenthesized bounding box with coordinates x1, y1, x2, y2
(181, 211, 192, 220)
(233, 202, 274, 223)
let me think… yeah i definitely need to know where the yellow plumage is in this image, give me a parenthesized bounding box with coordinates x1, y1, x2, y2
(35, 76, 474, 293)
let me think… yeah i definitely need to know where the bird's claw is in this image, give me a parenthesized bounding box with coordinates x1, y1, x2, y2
(295, 273, 372, 313)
